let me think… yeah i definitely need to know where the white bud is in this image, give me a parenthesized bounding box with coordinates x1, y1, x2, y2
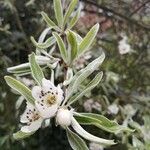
(56, 108, 73, 127)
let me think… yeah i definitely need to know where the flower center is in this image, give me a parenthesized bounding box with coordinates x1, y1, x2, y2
(45, 94, 56, 106)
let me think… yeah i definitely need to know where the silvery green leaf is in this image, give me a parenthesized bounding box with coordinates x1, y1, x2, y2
(132, 136, 144, 149)
(13, 131, 34, 140)
(63, 67, 73, 86)
(4, 76, 35, 104)
(78, 23, 99, 56)
(67, 30, 78, 62)
(29, 53, 44, 85)
(52, 32, 68, 63)
(69, 7, 81, 29)
(67, 72, 103, 105)
(63, 0, 78, 27)
(54, 0, 63, 28)
(31, 36, 56, 49)
(66, 127, 89, 150)
(41, 11, 60, 31)
(36, 27, 51, 54)
(65, 52, 105, 101)
(74, 113, 134, 134)
(71, 117, 115, 146)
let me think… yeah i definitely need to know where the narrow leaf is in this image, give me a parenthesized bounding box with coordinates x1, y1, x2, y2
(69, 7, 81, 29)
(31, 36, 56, 49)
(54, 0, 63, 27)
(13, 131, 34, 140)
(78, 23, 99, 56)
(52, 32, 68, 63)
(63, 0, 78, 27)
(4, 76, 35, 104)
(67, 72, 103, 105)
(66, 128, 89, 150)
(29, 53, 44, 85)
(74, 113, 134, 133)
(67, 30, 78, 62)
(71, 117, 116, 146)
(41, 11, 60, 31)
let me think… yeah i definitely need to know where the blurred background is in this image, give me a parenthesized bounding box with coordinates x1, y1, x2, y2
(0, 0, 150, 150)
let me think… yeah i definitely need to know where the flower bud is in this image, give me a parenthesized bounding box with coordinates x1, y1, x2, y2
(56, 108, 73, 127)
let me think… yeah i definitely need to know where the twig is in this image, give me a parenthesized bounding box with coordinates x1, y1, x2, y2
(80, 0, 150, 31)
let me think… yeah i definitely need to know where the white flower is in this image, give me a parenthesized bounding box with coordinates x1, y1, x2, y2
(20, 102, 43, 133)
(118, 34, 131, 55)
(108, 104, 119, 115)
(56, 108, 73, 127)
(89, 142, 104, 150)
(32, 78, 64, 119)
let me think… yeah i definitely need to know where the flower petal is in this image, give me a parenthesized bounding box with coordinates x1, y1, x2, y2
(42, 78, 55, 92)
(21, 118, 43, 133)
(56, 84, 64, 104)
(32, 86, 42, 100)
(35, 101, 58, 118)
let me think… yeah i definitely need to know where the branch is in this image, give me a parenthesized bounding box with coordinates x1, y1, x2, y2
(80, 0, 150, 31)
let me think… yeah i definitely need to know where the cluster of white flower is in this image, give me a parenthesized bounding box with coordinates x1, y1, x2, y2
(20, 78, 73, 133)
(118, 33, 131, 55)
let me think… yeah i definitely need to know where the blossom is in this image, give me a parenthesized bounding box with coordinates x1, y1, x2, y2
(108, 104, 119, 115)
(89, 142, 104, 150)
(118, 34, 131, 55)
(56, 108, 73, 127)
(20, 102, 43, 133)
(32, 78, 64, 119)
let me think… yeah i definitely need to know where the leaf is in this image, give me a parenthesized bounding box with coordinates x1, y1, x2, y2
(66, 128, 89, 150)
(54, 0, 63, 28)
(69, 7, 81, 29)
(13, 131, 34, 140)
(29, 53, 44, 85)
(67, 30, 78, 62)
(74, 113, 134, 133)
(41, 11, 60, 31)
(31, 36, 56, 49)
(65, 52, 105, 100)
(63, 0, 78, 27)
(71, 117, 115, 146)
(4, 76, 35, 104)
(78, 23, 99, 56)
(52, 32, 68, 63)
(67, 72, 103, 105)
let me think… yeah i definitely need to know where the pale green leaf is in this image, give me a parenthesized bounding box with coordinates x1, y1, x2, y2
(13, 131, 34, 140)
(29, 53, 44, 85)
(78, 23, 99, 56)
(67, 30, 78, 62)
(66, 128, 89, 150)
(63, 0, 78, 27)
(67, 72, 103, 105)
(41, 11, 60, 31)
(54, 0, 63, 27)
(52, 32, 68, 63)
(69, 7, 81, 29)
(74, 113, 134, 133)
(72, 117, 116, 146)
(4, 76, 35, 104)
(31, 36, 56, 49)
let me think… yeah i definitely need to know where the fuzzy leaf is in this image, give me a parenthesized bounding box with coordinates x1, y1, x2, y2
(63, 0, 78, 27)
(29, 53, 44, 85)
(74, 113, 134, 133)
(78, 23, 99, 56)
(71, 117, 116, 146)
(69, 7, 81, 29)
(13, 131, 34, 140)
(41, 11, 60, 31)
(66, 128, 89, 150)
(54, 0, 63, 27)
(67, 72, 103, 105)
(4, 76, 35, 104)
(31, 36, 56, 49)
(67, 30, 78, 62)
(52, 32, 68, 63)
